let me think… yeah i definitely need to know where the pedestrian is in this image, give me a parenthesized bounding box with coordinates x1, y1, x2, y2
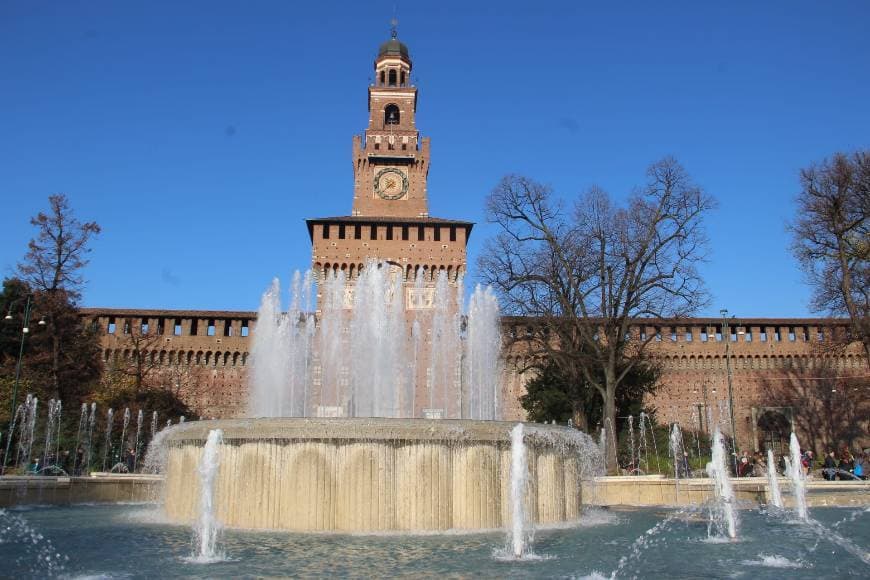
(738, 456, 753, 477)
(838, 451, 855, 480)
(75, 447, 85, 476)
(823, 451, 837, 481)
(125, 447, 136, 473)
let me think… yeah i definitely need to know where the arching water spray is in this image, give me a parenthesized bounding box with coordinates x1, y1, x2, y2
(133, 409, 144, 472)
(190, 429, 225, 563)
(83, 403, 96, 474)
(766, 448, 783, 508)
(509, 423, 529, 558)
(785, 432, 808, 521)
(102, 408, 114, 472)
(706, 428, 738, 539)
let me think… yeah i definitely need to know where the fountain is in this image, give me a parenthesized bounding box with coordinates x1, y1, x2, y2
(766, 448, 784, 509)
(190, 429, 225, 563)
(155, 265, 604, 533)
(785, 431, 808, 521)
(706, 427, 738, 539)
(509, 423, 529, 557)
(161, 418, 599, 532)
(102, 408, 114, 472)
(248, 266, 502, 420)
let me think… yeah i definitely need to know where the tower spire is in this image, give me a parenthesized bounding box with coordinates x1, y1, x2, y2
(390, 16, 398, 39)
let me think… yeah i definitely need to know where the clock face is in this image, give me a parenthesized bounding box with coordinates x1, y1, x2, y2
(374, 167, 408, 200)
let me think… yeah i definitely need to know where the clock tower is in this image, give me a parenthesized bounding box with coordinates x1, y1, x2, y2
(307, 29, 471, 300)
(351, 29, 429, 218)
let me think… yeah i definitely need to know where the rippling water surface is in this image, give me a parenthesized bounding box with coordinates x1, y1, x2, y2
(1, 504, 868, 578)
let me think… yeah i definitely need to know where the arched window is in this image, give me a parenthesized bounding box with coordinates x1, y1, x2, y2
(384, 104, 399, 125)
(400, 71, 406, 86)
(388, 69, 397, 86)
(379, 70, 385, 85)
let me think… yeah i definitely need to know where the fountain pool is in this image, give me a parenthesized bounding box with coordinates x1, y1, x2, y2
(160, 418, 601, 532)
(2, 503, 868, 578)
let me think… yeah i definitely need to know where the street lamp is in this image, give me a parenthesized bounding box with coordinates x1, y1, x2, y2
(4, 295, 44, 427)
(720, 308, 744, 454)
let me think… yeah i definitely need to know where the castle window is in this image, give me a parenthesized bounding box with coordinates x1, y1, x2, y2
(338, 225, 346, 239)
(450, 227, 456, 242)
(402, 226, 409, 241)
(388, 69, 397, 87)
(323, 224, 330, 239)
(224, 320, 232, 337)
(190, 319, 199, 335)
(370, 225, 377, 239)
(107, 317, 116, 334)
(174, 321, 182, 336)
(141, 321, 149, 334)
(418, 225, 424, 241)
(434, 227, 441, 242)
(386, 225, 393, 240)
(123, 320, 131, 334)
(354, 225, 362, 240)
(157, 317, 165, 335)
(241, 320, 249, 337)
(385, 104, 400, 125)
(207, 320, 216, 337)
(760, 331, 767, 342)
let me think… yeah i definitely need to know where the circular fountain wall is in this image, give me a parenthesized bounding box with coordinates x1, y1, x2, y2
(162, 418, 599, 532)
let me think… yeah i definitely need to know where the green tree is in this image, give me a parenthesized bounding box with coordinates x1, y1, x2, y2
(520, 357, 660, 428)
(0, 278, 102, 422)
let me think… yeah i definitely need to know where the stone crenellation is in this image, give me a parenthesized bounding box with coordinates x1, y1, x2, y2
(81, 307, 867, 451)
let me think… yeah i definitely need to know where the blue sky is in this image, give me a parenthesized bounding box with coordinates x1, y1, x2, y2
(1, 1, 868, 317)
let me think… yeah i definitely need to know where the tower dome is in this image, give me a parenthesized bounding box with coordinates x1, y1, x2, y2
(378, 37, 410, 61)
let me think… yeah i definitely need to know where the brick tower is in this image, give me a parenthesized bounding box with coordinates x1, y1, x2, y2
(307, 30, 471, 300)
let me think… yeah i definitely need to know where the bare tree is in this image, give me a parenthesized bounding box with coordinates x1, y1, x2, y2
(790, 151, 869, 360)
(480, 157, 715, 471)
(18, 194, 101, 300)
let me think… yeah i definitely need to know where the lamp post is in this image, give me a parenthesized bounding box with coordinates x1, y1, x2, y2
(4, 295, 45, 427)
(720, 308, 743, 454)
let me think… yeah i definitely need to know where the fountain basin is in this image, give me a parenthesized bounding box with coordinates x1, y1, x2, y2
(162, 418, 596, 532)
